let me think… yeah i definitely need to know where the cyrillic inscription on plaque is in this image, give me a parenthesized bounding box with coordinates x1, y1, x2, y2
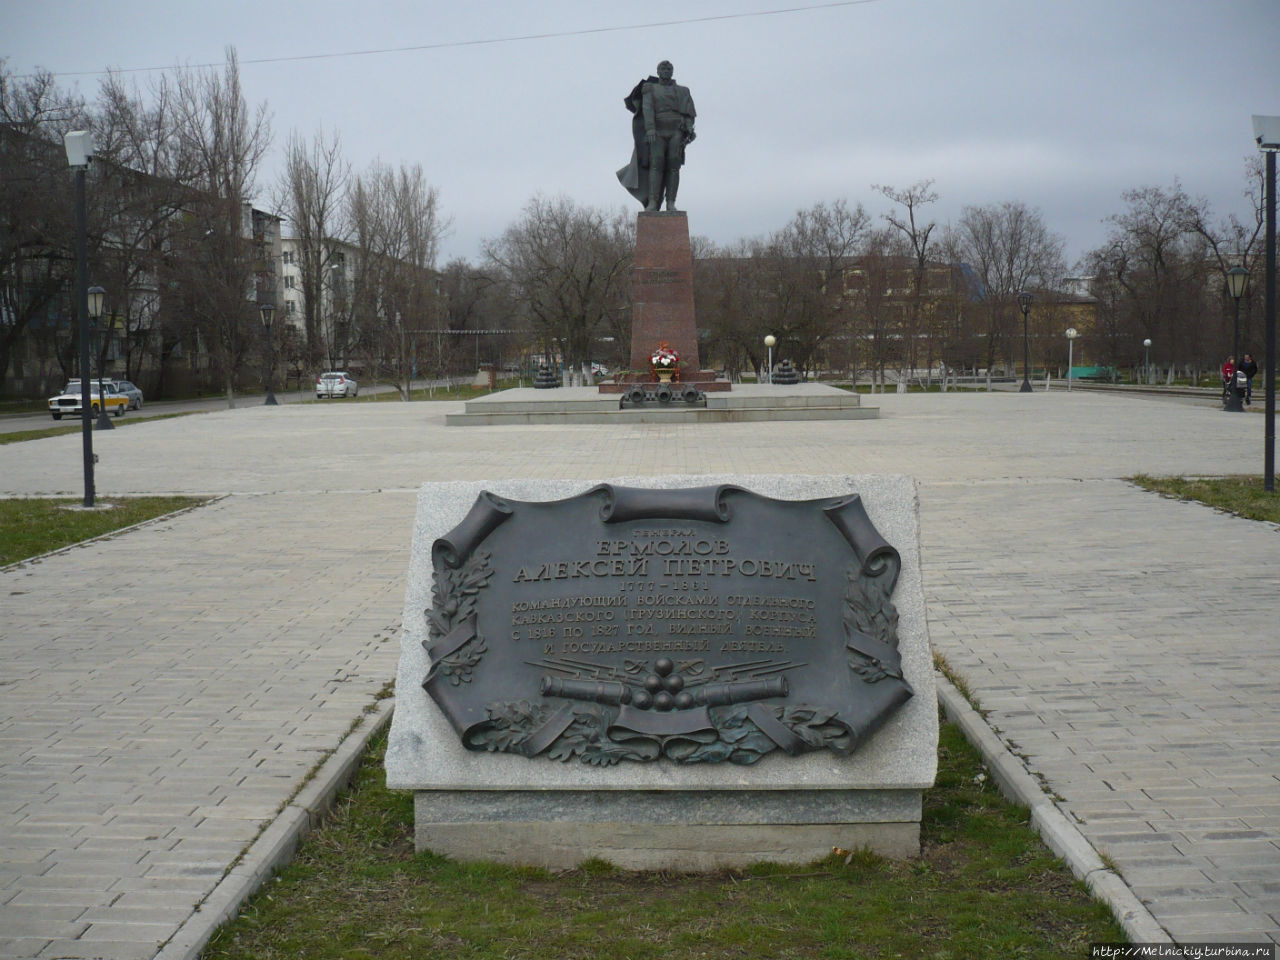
(423, 485, 912, 765)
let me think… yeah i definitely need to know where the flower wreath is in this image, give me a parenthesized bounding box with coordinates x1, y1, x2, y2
(650, 341, 681, 381)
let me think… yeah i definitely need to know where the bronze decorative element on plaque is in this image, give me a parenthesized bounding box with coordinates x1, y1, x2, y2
(423, 485, 912, 765)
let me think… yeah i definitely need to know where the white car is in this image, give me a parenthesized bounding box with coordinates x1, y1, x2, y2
(316, 371, 358, 398)
(64, 379, 144, 411)
(48, 384, 128, 419)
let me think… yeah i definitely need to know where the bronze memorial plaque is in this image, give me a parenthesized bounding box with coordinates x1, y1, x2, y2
(422, 484, 912, 765)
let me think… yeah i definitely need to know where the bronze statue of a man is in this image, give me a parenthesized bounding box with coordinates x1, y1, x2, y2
(617, 60, 696, 212)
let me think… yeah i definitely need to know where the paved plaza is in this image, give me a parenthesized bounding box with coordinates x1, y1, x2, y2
(1, 390, 1277, 956)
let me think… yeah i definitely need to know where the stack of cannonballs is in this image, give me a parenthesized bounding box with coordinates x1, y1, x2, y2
(533, 364, 561, 389)
(772, 359, 800, 385)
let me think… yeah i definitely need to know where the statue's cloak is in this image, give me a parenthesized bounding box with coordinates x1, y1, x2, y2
(616, 76, 654, 206)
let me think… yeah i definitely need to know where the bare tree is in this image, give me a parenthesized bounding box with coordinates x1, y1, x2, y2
(276, 128, 348, 365)
(438, 258, 507, 376)
(693, 240, 755, 380)
(941, 201, 1065, 372)
(348, 161, 447, 398)
(1181, 159, 1266, 356)
(844, 226, 911, 389)
(169, 48, 271, 408)
(761, 199, 870, 379)
(875, 180, 938, 376)
(484, 195, 632, 386)
(92, 70, 194, 394)
(1079, 181, 1213, 374)
(0, 66, 86, 390)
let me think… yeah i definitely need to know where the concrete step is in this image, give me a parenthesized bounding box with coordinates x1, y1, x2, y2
(708, 393, 861, 411)
(455, 383, 864, 419)
(445, 405, 879, 426)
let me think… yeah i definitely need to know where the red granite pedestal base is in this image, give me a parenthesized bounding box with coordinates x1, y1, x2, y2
(630, 211, 701, 377)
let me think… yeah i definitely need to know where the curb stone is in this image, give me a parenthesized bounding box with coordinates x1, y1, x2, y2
(153, 697, 395, 960)
(934, 674, 1170, 944)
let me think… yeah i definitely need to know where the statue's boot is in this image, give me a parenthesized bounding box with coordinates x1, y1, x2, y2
(645, 169, 663, 212)
(664, 170, 680, 212)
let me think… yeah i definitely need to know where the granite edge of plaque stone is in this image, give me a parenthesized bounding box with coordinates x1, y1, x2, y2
(386, 473, 937, 792)
(413, 789, 921, 825)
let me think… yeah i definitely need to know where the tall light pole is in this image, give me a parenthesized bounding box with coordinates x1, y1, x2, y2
(88, 286, 113, 430)
(65, 130, 95, 507)
(1143, 339, 1152, 384)
(1225, 266, 1250, 412)
(1017, 291, 1033, 392)
(1253, 115, 1279, 492)
(260, 302, 278, 405)
(1065, 327, 1078, 391)
(764, 334, 776, 384)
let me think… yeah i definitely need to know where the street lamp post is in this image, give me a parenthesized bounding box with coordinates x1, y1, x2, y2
(1143, 339, 1152, 384)
(1017, 291, 1033, 392)
(88, 286, 113, 430)
(260, 302, 278, 405)
(65, 130, 95, 507)
(764, 334, 776, 384)
(1225, 266, 1250, 412)
(1253, 115, 1279, 492)
(1065, 327, 1078, 391)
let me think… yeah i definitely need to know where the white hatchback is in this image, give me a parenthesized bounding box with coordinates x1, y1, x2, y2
(316, 371, 358, 399)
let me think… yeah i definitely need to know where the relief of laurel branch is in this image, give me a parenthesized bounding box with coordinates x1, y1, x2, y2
(424, 549, 494, 685)
(842, 562, 902, 683)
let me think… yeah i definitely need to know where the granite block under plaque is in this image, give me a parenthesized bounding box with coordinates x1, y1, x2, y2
(386, 474, 937, 869)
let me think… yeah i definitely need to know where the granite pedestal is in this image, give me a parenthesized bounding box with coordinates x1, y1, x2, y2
(387, 474, 936, 869)
(630, 212, 703, 376)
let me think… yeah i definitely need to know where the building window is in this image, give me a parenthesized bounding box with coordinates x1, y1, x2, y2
(282, 250, 294, 265)
(286, 300, 297, 314)
(284, 275, 295, 288)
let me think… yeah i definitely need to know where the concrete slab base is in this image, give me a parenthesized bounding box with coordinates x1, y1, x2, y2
(414, 789, 921, 867)
(445, 383, 878, 426)
(414, 803, 921, 870)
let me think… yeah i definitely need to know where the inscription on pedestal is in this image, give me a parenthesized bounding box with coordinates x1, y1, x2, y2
(423, 485, 912, 766)
(636, 268, 682, 285)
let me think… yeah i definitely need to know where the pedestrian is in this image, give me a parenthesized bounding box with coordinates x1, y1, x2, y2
(1222, 356, 1236, 402)
(1240, 353, 1258, 405)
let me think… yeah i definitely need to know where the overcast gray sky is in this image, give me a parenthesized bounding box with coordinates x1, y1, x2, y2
(6, 0, 1279, 267)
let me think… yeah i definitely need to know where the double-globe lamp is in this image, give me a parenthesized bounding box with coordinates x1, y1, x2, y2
(1016, 291, 1033, 393)
(260, 302, 278, 405)
(1225, 265, 1250, 412)
(88, 286, 113, 430)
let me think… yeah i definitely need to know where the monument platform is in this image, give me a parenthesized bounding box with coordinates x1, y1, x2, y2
(445, 383, 878, 426)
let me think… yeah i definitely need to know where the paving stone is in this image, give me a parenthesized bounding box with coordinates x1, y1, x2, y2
(0, 940, 51, 960)
(36, 939, 158, 960)
(2, 393, 1277, 954)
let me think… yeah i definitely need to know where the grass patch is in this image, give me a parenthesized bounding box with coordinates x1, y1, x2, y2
(0, 495, 208, 566)
(1130, 474, 1280, 525)
(0, 411, 200, 445)
(933, 652, 978, 709)
(201, 720, 1122, 959)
